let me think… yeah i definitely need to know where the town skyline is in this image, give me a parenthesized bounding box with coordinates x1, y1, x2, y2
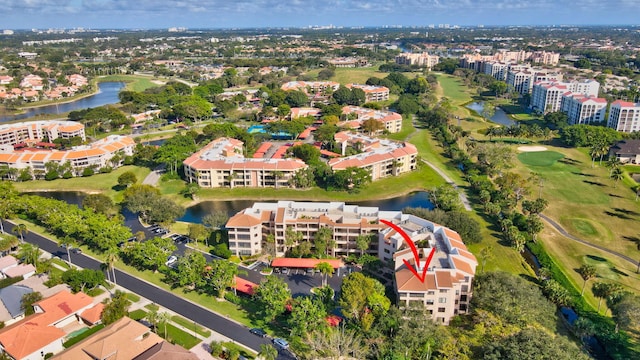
(2, 0, 639, 30)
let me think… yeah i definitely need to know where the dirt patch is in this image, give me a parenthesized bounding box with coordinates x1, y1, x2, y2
(517, 145, 548, 152)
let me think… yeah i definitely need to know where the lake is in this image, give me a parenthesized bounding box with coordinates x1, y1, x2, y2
(0, 82, 125, 123)
(179, 191, 434, 223)
(466, 101, 516, 126)
(24, 190, 434, 224)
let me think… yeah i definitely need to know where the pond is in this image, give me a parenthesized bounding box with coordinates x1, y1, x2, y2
(466, 102, 516, 126)
(24, 190, 434, 224)
(179, 191, 434, 223)
(0, 82, 125, 123)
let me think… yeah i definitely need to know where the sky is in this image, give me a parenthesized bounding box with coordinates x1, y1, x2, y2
(1, 0, 639, 30)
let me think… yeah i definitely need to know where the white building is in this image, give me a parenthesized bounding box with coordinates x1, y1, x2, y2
(561, 94, 608, 125)
(608, 100, 640, 133)
(226, 201, 477, 324)
(531, 80, 600, 113)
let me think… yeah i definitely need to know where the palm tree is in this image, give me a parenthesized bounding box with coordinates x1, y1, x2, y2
(315, 262, 334, 287)
(17, 243, 40, 267)
(158, 311, 171, 339)
(610, 167, 624, 188)
(60, 236, 76, 266)
(259, 344, 278, 360)
(226, 172, 236, 189)
(146, 307, 159, 332)
(606, 157, 622, 177)
(592, 282, 609, 314)
(577, 264, 597, 296)
(12, 223, 27, 243)
(105, 247, 119, 285)
(479, 246, 494, 273)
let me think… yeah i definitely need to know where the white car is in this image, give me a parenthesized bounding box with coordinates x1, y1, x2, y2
(165, 255, 178, 266)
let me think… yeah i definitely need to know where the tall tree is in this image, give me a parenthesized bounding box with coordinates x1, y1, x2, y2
(259, 344, 278, 360)
(315, 262, 334, 287)
(203, 260, 238, 298)
(577, 264, 597, 296)
(255, 275, 291, 322)
(12, 223, 28, 242)
(101, 290, 130, 325)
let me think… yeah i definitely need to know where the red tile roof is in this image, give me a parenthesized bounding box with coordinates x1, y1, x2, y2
(234, 276, 258, 295)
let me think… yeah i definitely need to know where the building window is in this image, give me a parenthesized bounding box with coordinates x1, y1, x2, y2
(439, 289, 448, 293)
(438, 307, 446, 313)
(438, 297, 447, 303)
(460, 295, 468, 302)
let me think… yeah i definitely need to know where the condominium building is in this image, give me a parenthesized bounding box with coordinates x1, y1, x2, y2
(608, 100, 640, 133)
(226, 201, 476, 324)
(560, 94, 608, 125)
(0, 120, 86, 146)
(183, 137, 308, 188)
(531, 80, 600, 113)
(345, 84, 390, 102)
(483, 61, 511, 81)
(329, 131, 418, 180)
(506, 68, 534, 94)
(0, 135, 134, 178)
(381, 214, 477, 324)
(281, 81, 340, 94)
(395, 52, 440, 69)
(340, 105, 403, 133)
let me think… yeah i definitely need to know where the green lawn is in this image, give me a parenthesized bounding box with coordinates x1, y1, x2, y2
(98, 75, 163, 92)
(385, 115, 416, 141)
(517, 151, 565, 167)
(331, 65, 391, 85)
(171, 315, 211, 337)
(157, 323, 200, 349)
(191, 165, 444, 203)
(129, 309, 148, 321)
(512, 144, 640, 309)
(222, 341, 257, 359)
(126, 292, 141, 303)
(14, 165, 151, 201)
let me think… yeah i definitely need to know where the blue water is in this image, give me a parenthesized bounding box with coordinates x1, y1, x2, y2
(0, 82, 125, 122)
(179, 191, 434, 223)
(248, 124, 292, 139)
(465, 102, 516, 126)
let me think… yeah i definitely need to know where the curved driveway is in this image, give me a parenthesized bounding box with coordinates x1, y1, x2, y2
(1, 220, 295, 360)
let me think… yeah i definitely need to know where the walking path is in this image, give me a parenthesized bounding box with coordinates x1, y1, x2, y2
(142, 164, 165, 186)
(421, 158, 472, 211)
(540, 214, 639, 267)
(405, 116, 472, 211)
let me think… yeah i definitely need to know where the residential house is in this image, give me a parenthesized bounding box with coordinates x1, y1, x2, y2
(609, 139, 640, 164)
(50, 317, 172, 360)
(0, 290, 96, 360)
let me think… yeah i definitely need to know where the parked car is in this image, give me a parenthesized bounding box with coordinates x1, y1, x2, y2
(273, 338, 289, 349)
(249, 328, 267, 338)
(281, 268, 289, 274)
(165, 255, 178, 266)
(72, 248, 82, 254)
(170, 234, 181, 241)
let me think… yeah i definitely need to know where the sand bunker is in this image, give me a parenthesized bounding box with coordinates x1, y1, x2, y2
(517, 145, 548, 152)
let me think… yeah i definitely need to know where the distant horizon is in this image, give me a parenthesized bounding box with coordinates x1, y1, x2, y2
(1, 1, 638, 30)
(4, 24, 640, 32)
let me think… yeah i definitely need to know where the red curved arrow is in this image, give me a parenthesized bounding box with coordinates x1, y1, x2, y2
(380, 219, 435, 283)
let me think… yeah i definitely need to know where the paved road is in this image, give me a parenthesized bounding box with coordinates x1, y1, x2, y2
(540, 213, 639, 267)
(2, 220, 295, 360)
(142, 165, 165, 186)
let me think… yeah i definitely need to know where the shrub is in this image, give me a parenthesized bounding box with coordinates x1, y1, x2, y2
(224, 292, 242, 305)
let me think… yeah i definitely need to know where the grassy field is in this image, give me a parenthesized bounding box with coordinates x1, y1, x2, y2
(513, 146, 640, 308)
(331, 65, 391, 84)
(159, 165, 445, 206)
(14, 165, 151, 201)
(98, 75, 164, 92)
